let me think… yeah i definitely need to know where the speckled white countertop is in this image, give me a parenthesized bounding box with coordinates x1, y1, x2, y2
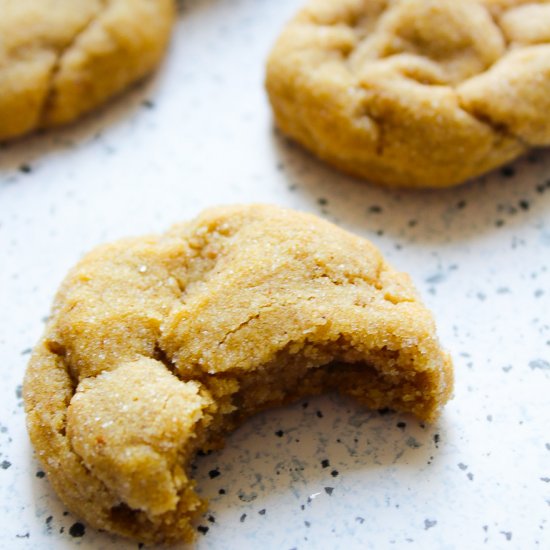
(1, 1, 549, 549)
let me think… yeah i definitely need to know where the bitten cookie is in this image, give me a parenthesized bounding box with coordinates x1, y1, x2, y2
(0, 0, 175, 141)
(266, 0, 550, 188)
(24, 205, 453, 543)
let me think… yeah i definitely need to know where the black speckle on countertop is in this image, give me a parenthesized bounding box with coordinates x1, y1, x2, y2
(15, 385, 23, 400)
(396, 421, 406, 430)
(45, 516, 53, 533)
(425, 272, 447, 286)
(275, 430, 284, 437)
(238, 491, 257, 503)
(406, 436, 422, 449)
(197, 525, 209, 535)
(501, 166, 516, 178)
(536, 180, 550, 193)
(218, 488, 226, 495)
(496, 286, 511, 294)
(209, 468, 221, 479)
(424, 519, 437, 530)
(529, 359, 550, 370)
(69, 522, 85, 538)
(19, 164, 32, 174)
(1, 460, 11, 470)
(330, 470, 339, 477)
(316, 410, 323, 418)
(458, 463, 468, 470)
(356, 516, 365, 524)
(321, 459, 330, 468)
(258, 509, 266, 515)
(324, 487, 334, 496)
(240, 514, 247, 523)
(21, 348, 32, 356)
(500, 531, 512, 541)
(540, 477, 550, 483)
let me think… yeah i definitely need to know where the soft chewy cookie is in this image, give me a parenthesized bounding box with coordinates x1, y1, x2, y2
(0, 0, 175, 141)
(24, 205, 453, 543)
(266, 0, 550, 188)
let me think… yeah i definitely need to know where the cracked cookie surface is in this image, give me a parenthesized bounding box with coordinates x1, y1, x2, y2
(0, 0, 175, 141)
(266, 0, 550, 188)
(24, 204, 453, 543)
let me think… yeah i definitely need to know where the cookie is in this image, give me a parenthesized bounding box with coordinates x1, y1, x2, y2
(0, 0, 175, 141)
(24, 205, 453, 543)
(266, 0, 550, 188)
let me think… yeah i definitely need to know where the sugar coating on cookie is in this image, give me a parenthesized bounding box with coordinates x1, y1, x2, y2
(0, 0, 175, 141)
(24, 205, 453, 543)
(266, 0, 550, 188)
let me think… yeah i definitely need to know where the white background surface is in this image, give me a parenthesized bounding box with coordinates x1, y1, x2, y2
(1, 0, 549, 548)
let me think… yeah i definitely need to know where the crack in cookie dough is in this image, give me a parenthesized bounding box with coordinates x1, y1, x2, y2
(24, 205, 453, 543)
(266, 0, 550, 187)
(36, 0, 111, 127)
(0, 0, 175, 140)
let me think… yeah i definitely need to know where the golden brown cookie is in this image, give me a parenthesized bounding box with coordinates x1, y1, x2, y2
(24, 205, 453, 543)
(266, 0, 550, 188)
(0, 0, 175, 141)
